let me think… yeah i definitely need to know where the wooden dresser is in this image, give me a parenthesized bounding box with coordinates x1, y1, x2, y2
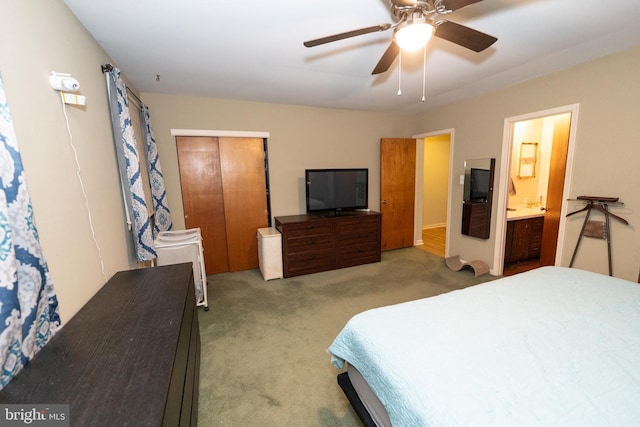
(462, 201, 490, 238)
(0, 263, 200, 427)
(275, 211, 381, 277)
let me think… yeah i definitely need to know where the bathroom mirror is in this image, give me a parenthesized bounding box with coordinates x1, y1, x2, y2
(462, 158, 495, 239)
(517, 142, 538, 178)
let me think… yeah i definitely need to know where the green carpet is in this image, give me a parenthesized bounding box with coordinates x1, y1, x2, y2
(197, 247, 497, 426)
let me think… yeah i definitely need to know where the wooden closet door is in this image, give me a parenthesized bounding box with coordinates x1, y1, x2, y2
(176, 136, 229, 274)
(218, 137, 268, 271)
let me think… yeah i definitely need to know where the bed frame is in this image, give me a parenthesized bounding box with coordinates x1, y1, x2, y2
(337, 372, 377, 427)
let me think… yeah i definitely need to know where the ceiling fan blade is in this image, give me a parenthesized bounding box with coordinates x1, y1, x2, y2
(372, 41, 400, 75)
(434, 20, 497, 52)
(304, 24, 391, 47)
(440, 0, 484, 12)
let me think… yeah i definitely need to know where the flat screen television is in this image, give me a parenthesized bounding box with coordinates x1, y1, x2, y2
(305, 168, 368, 214)
(469, 167, 491, 201)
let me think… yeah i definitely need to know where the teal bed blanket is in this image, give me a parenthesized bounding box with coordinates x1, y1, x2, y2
(328, 267, 640, 426)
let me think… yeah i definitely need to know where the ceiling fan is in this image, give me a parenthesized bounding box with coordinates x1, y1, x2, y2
(303, 0, 497, 75)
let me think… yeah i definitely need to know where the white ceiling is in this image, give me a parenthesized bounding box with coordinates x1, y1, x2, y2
(63, 0, 640, 113)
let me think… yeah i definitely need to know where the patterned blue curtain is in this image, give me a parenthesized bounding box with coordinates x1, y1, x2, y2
(141, 105, 172, 236)
(0, 72, 61, 390)
(106, 68, 156, 262)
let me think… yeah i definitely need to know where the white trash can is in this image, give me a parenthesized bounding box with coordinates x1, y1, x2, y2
(257, 227, 283, 280)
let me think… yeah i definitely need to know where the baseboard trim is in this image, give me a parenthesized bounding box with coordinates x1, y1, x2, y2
(422, 223, 446, 230)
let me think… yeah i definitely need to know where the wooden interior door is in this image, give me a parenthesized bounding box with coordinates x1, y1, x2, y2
(539, 114, 571, 265)
(176, 136, 229, 274)
(218, 137, 268, 271)
(380, 138, 416, 251)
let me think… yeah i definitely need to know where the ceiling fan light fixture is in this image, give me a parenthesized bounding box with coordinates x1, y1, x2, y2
(395, 22, 434, 52)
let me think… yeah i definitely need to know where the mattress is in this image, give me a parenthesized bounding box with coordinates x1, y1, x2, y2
(329, 266, 640, 426)
(347, 364, 391, 427)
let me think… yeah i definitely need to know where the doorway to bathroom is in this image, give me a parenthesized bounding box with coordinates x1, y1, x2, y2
(495, 105, 579, 276)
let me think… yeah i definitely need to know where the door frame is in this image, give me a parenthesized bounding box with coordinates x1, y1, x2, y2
(413, 128, 455, 257)
(492, 104, 580, 275)
(171, 129, 269, 138)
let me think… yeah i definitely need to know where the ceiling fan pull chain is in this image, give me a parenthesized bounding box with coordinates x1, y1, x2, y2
(422, 45, 427, 102)
(397, 49, 403, 96)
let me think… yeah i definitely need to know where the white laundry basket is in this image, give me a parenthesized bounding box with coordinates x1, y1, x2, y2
(155, 228, 209, 311)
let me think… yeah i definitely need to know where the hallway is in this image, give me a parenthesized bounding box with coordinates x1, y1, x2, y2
(418, 226, 446, 258)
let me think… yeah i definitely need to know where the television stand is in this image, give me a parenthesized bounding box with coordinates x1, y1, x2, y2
(275, 211, 381, 277)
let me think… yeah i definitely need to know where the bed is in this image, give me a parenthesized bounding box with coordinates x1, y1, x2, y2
(328, 267, 640, 426)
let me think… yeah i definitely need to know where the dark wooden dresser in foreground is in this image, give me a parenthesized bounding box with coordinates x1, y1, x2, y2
(0, 263, 200, 427)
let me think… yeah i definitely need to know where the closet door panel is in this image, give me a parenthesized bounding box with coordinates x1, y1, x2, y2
(219, 137, 268, 271)
(176, 136, 230, 274)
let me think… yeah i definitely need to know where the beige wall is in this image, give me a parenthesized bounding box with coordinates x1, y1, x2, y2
(0, 0, 137, 322)
(139, 94, 411, 227)
(422, 135, 450, 227)
(410, 47, 640, 281)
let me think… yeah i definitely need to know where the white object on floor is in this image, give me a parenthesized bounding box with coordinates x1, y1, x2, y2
(257, 227, 283, 280)
(155, 228, 209, 310)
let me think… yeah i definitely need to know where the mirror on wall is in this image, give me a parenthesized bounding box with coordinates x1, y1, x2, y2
(462, 158, 496, 239)
(517, 142, 538, 178)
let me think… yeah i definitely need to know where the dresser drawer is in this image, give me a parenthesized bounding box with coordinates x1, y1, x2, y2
(337, 232, 379, 248)
(335, 216, 380, 233)
(285, 233, 334, 255)
(285, 251, 334, 276)
(282, 222, 333, 238)
(336, 244, 381, 268)
(336, 217, 380, 247)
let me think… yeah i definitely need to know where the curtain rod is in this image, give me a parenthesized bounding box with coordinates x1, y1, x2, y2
(101, 63, 144, 108)
(126, 87, 143, 109)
